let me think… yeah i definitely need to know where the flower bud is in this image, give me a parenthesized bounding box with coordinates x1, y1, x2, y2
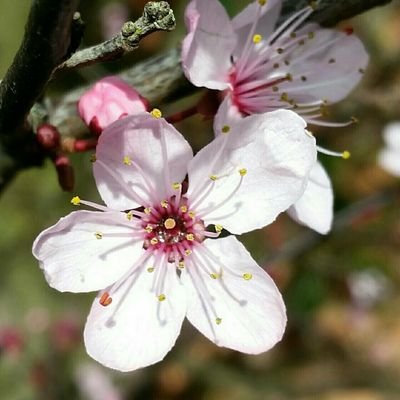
(78, 76, 149, 134)
(36, 124, 60, 151)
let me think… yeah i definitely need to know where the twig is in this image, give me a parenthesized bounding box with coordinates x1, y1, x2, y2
(0, 0, 80, 191)
(56, 1, 175, 72)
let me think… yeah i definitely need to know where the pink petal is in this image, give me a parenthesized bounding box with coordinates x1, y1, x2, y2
(182, 0, 236, 90)
(84, 261, 186, 372)
(182, 236, 286, 354)
(281, 26, 369, 103)
(187, 110, 317, 234)
(213, 96, 243, 136)
(287, 161, 333, 234)
(78, 76, 148, 132)
(232, 0, 282, 57)
(32, 211, 144, 293)
(94, 114, 193, 210)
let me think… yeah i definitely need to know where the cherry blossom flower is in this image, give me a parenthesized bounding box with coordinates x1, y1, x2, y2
(78, 76, 148, 135)
(378, 122, 400, 177)
(182, 0, 368, 127)
(183, 0, 365, 234)
(33, 110, 316, 371)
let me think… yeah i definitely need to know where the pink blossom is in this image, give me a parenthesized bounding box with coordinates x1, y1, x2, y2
(378, 122, 400, 177)
(183, 0, 365, 234)
(182, 0, 368, 127)
(33, 110, 316, 371)
(78, 76, 148, 135)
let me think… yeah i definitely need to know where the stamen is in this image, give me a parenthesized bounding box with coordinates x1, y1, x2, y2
(150, 108, 162, 118)
(197, 170, 246, 218)
(94, 232, 103, 240)
(164, 218, 176, 230)
(99, 292, 113, 307)
(215, 318, 222, 325)
(317, 145, 351, 159)
(157, 294, 166, 302)
(253, 34, 262, 44)
(71, 196, 81, 205)
(123, 155, 132, 166)
(243, 273, 253, 280)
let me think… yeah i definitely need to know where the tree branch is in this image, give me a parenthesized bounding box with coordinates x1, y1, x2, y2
(56, 1, 175, 72)
(0, 0, 80, 190)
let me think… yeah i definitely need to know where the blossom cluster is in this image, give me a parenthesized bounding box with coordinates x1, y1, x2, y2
(33, 0, 369, 371)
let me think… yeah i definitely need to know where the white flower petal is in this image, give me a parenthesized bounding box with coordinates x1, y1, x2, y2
(287, 161, 333, 234)
(94, 114, 193, 210)
(182, 0, 236, 90)
(378, 149, 400, 177)
(187, 110, 317, 234)
(213, 96, 243, 136)
(84, 262, 186, 372)
(32, 211, 144, 293)
(282, 26, 369, 103)
(182, 236, 286, 354)
(232, 0, 282, 57)
(383, 122, 400, 151)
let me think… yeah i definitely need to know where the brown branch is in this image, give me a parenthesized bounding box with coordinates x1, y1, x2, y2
(0, 0, 80, 190)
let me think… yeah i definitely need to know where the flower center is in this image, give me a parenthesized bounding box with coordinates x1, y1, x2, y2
(141, 196, 205, 260)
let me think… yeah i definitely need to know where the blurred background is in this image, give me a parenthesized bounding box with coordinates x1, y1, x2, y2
(0, 0, 400, 399)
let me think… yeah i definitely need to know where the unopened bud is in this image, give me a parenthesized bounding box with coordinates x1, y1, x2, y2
(54, 154, 75, 192)
(36, 124, 60, 151)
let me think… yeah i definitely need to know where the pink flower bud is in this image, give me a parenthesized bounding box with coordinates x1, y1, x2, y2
(78, 76, 149, 134)
(36, 124, 60, 151)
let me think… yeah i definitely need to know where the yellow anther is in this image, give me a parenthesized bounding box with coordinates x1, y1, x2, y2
(123, 155, 132, 166)
(161, 200, 168, 208)
(94, 232, 103, 240)
(290, 32, 297, 39)
(210, 273, 219, 279)
(147, 267, 154, 273)
(164, 218, 176, 230)
(221, 125, 231, 134)
(157, 294, 166, 302)
(188, 211, 196, 219)
(239, 168, 247, 176)
(342, 151, 351, 160)
(90, 154, 97, 163)
(308, 31, 315, 39)
(172, 182, 181, 190)
(210, 175, 218, 181)
(71, 196, 81, 205)
(243, 273, 253, 281)
(215, 224, 223, 233)
(145, 224, 153, 233)
(253, 34, 262, 44)
(286, 73, 293, 81)
(126, 211, 133, 220)
(150, 238, 158, 245)
(351, 116, 359, 124)
(186, 233, 195, 241)
(258, 0, 267, 5)
(215, 317, 222, 325)
(185, 249, 192, 256)
(144, 207, 152, 215)
(150, 108, 162, 118)
(180, 205, 188, 213)
(178, 261, 185, 269)
(280, 93, 289, 102)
